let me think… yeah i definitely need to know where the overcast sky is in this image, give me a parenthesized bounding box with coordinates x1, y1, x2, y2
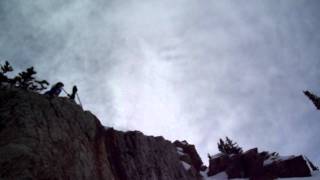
(1, 0, 320, 165)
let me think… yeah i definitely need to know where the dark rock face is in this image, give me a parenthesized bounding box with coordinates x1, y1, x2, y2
(0, 88, 194, 180)
(226, 154, 243, 178)
(0, 88, 318, 180)
(173, 140, 203, 179)
(0, 88, 114, 180)
(208, 148, 315, 179)
(264, 156, 312, 178)
(242, 148, 263, 178)
(104, 129, 195, 180)
(174, 140, 203, 171)
(208, 153, 231, 176)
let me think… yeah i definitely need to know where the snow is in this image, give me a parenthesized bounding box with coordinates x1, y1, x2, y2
(181, 161, 191, 170)
(181, 140, 188, 145)
(176, 147, 183, 152)
(263, 154, 295, 166)
(204, 171, 228, 180)
(209, 153, 224, 159)
(199, 169, 208, 178)
(200, 152, 320, 180)
(263, 159, 274, 166)
(201, 171, 320, 180)
(303, 155, 313, 172)
(176, 147, 185, 156)
(200, 168, 319, 180)
(200, 169, 247, 180)
(104, 126, 111, 130)
(278, 155, 295, 161)
(277, 171, 320, 180)
(202, 171, 249, 180)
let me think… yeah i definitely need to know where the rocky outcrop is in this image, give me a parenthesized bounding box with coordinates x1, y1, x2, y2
(0, 88, 115, 180)
(174, 140, 203, 172)
(207, 148, 318, 179)
(263, 155, 312, 178)
(174, 140, 204, 179)
(0, 88, 195, 180)
(0, 88, 318, 180)
(104, 129, 195, 180)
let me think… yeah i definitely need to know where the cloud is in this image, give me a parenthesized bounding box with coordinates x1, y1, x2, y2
(1, 0, 320, 165)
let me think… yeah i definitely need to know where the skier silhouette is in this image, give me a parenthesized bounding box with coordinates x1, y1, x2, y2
(67, 86, 78, 100)
(45, 82, 64, 97)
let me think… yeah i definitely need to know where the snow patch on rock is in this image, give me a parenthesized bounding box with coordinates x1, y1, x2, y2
(278, 170, 320, 180)
(176, 147, 185, 156)
(209, 153, 224, 159)
(181, 161, 191, 170)
(263, 154, 295, 166)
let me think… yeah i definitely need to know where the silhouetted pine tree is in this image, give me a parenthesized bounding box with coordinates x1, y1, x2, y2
(0, 61, 49, 91)
(1, 61, 13, 73)
(217, 137, 243, 155)
(0, 61, 13, 84)
(15, 66, 49, 91)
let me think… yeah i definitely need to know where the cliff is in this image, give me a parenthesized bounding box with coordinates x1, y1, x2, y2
(0, 88, 318, 180)
(0, 88, 199, 180)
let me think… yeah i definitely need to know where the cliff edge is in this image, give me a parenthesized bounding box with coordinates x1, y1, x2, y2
(0, 88, 199, 180)
(0, 88, 318, 180)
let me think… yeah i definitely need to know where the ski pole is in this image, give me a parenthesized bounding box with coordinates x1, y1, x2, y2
(76, 93, 83, 109)
(61, 88, 69, 95)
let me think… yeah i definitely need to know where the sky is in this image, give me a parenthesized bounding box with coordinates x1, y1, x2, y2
(1, 0, 320, 165)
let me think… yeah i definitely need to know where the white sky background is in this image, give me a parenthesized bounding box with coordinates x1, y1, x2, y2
(1, 0, 320, 165)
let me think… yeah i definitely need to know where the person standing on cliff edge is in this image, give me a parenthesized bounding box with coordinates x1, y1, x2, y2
(67, 86, 78, 100)
(66, 85, 82, 108)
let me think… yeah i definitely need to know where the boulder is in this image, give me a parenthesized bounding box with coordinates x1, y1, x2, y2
(174, 140, 203, 171)
(242, 148, 263, 178)
(207, 153, 230, 176)
(226, 154, 244, 178)
(207, 148, 316, 179)
(264, 155, 312, 178)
